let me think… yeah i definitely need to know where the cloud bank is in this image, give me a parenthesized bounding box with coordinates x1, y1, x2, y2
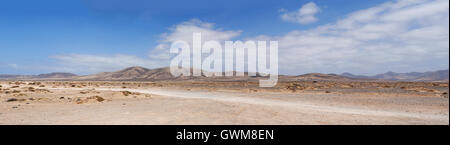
(273, 0, 449, 75)
(52, 0, 449, 75)
(148, 19, 241, 61)
(280, 2, 320, 24)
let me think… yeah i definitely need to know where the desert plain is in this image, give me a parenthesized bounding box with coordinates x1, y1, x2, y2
(0, 80, 448, 125)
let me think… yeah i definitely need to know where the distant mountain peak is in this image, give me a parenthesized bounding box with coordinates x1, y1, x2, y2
(122, 66, 149, 71)
(341, 72, 353, 75)
(36, 72, 78, 78)
(343, 70, 449, 82)
(118, 66, 151, 74)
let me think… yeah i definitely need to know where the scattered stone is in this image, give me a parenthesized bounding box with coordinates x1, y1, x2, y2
(75, 98, 86, 104)
(442, 92, 448, 98)
(27, 87, 35, 91)
(75, 96, 105, 104)
(6, 98, 25, 102)
(6, 98, 18, 102)
(122, 91, 132, 96)
(381, 85, 391, 88)
(37, 98, 51, 101)
(14, 93, 27, 97)
(35, 89, 52, 93)
(341, 84, 354, 88)
(29, 82, 41, 85)
(89, 96, 105, 102)
(286, 83, 304, 92)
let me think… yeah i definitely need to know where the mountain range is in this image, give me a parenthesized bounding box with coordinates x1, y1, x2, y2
(341, 70, 449, 82)
(0, 66, 448, 82)
(0, 72, 78, 80)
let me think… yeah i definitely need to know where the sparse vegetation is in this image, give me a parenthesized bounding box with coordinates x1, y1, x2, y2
(6, 98, 25, 102)
(0, 80, 448, 125)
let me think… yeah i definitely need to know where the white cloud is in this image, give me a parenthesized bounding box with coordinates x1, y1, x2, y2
(149, 19, 241, 61)
(280, 2, 320, 24)
(50, 0, 449, 75)
(51, 19, 241, 74)
(271, 0, 449, 75)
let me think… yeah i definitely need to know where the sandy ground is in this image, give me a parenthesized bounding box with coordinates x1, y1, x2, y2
(0, 81, 448, 125)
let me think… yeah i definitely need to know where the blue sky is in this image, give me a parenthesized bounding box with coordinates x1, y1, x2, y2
(0, 0, 448, 75)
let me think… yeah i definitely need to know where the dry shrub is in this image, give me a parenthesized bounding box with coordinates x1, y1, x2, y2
(121, 91, 141, 96)
(122, 91, 132, 96)
(75, 96, 105, 104)
(35, 89, 52, 93)
(89, 96, 105, 102)
(6, 98, 26, 102)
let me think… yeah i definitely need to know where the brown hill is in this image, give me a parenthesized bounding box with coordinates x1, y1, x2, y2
(75, 66, 175, 81)
(75, 66, 365, 82)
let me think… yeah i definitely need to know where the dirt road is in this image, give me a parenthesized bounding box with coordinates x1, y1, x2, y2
(1, 84, 448, 124)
